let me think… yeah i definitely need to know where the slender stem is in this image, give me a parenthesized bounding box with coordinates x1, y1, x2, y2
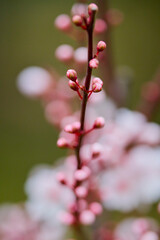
(73, 10, 96, 240)
(76, 14, 95, 169)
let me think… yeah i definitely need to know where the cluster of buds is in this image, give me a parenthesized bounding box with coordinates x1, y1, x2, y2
(59, 200, 102, 226)
(89, 41, 106, 69)
(57, 116, 105, 149)
(57, 164, 102, 226)
(72, 3, 98, 30)
(56, 1, 106, 229)
(66, 69, 104, 99)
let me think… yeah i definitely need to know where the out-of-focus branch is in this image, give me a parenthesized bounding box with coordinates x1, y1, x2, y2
(138, 68, 160, 121)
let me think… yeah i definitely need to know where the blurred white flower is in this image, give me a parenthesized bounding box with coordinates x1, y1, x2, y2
(100, 146, 160, 212)
(71, 3, 88, 16)
(25, 164, 74, 225)
(115, 218, 158, 240)
(17, 66, 53, 98)
(74, 47, 88, 65)
(0, 204, 38, 240)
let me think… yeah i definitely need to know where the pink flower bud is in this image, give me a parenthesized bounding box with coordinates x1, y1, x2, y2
(59, 212, 75, 225)
(93, 117, 105, 128)
(57, 137, 68, 148)
(89, 58, 99, 69)
(94, 19, 107, 34)
(92, 77, 103, 92)
(66, 69, 77, 82)
(68, 80, 78, 91)
(55, 44, 73, 63)
(89, 202, 102, 215)
(140, 232, 159, 240)
(56, 172, 67, 185)
(88, 3, 98, 15)
(74, 167, 91, 181)
(91, 143, 103, 158)
(79, 210, 95, 225)
(54, 14, 71, 32)
(75, 186, 88, 198)
(97, 41, 107, 52)
(72, 121, 81, 132)
(72, 15, 83, 26)
(82, 166, 91, 177)
(64, 124, 73, 133)
(64, 121, 80, 133)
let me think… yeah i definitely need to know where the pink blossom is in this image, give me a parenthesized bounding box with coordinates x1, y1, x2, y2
(94, 19, 107, 34)
(89, 202, 102, 215)
(54, 14, 71, 32)
(45, 100, 72, 127)
(74, 47, 88, 65)
(55, 44, 74, 63)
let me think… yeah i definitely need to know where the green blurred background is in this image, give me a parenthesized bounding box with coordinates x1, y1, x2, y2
(0, 0, 160, 203)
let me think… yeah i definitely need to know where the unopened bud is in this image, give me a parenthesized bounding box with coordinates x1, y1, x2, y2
(59, 212, 75, 226)
(72, 15, 83, 26)
(97, 41, 106, 52)
(89, 202, 102, 215)
(74, 167, 91, 181)
(75, 186, 88, 198)
(88, 3, 98, 15)
(93, 117, 105, 128)
(64, 121, 80, 133)
(66, 69, 77, 82)
(57, 137, 68, 148)
(72, 121, 81, 132)
(56, 172, 67, 185)
(79, 210, 95, 225)
(89, 58, 99, 69)
(68, 80, 78, 91)
(64, 124, 73, 133)
(91, 143, 103, 158)
(92, 77, 103, 92)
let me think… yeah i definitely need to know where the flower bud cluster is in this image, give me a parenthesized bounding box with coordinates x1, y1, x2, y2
(66, 69, 104, 98)
(71, 3, 98, 30)
(89, 40, 106, 70)
(55, 2, 106, 229)
(57, 161, 102, 226)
